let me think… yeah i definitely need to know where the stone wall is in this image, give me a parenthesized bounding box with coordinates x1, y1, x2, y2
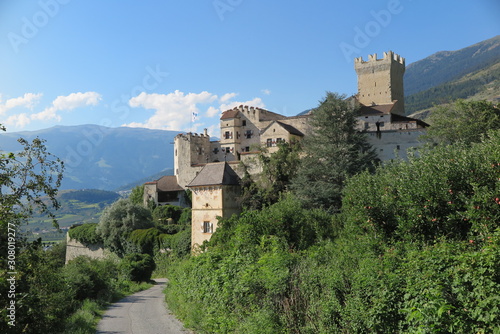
(65, 233, 111, 264)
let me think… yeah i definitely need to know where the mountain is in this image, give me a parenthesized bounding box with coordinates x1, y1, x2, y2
(404, 35, 500, 115)
(0, 124, 180, 190)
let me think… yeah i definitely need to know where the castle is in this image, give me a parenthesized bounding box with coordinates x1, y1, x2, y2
(144, 51, 428, 250)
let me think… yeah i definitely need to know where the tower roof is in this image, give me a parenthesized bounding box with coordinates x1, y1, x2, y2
(187, 162, 240, 187)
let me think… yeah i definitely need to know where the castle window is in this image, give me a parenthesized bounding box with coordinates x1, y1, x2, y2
(242, 120, 247, 126)
(245, 146, 250, 152)
(245, 130, 253, 139)
(266, 138, 273, 147)
(396, 145, 401, 150)
(276, 138, 284, 144)
(224, 131, 231, 139)
(203, 221, 212, 233)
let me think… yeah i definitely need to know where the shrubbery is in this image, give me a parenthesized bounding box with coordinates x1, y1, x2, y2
(119, 253, 156, 282)
(164, 130, 500, 333)
(68, 223, 102, 244)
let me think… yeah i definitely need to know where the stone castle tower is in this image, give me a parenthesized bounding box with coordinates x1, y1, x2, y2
(354, 51, 405, 115)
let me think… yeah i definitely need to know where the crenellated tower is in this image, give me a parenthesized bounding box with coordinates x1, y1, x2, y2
(354, 51, 406, 115)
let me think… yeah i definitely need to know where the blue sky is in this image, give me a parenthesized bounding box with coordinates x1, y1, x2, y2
(0, 0, 498, 136)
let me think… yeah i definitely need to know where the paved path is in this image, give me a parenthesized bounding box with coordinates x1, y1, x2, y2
(96, 278, 193, 334)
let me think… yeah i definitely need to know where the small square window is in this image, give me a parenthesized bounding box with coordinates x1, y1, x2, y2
(203, 221, 212, 233)
(242, 120, 247, 126)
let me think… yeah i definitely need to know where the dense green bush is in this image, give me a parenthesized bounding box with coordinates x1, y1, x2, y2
(64, 256, 119, 302)
(153, 204, 183, 224)
(120, 253, 156, 282)
(68, 223, 102, 244)
(342, 130, 500, 243)
(164, 131, 500, 333)
(159, 228, 192, 258)
(127, 227, 162, 254)
(96, 198, 154, 256)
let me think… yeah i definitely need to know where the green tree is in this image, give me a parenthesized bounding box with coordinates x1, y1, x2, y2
(239, 141, 301, 210)
(422, 99, 500, 144)
(119, 253, 156, 282)
(291, 92, 378, 212)
(342, 130, 500, 243)
(129, 184, 144, 206)
(0, 125, 64, 229)
(96, 198, 154, 256)
(0, 125, 65, 332)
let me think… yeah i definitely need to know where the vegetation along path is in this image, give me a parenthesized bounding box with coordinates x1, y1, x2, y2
(96, 278, 192, 334)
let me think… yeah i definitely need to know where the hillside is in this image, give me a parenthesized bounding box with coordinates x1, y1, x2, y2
(0, 124, 179, 190)
(23, 189, 121, 243)
(406, 60, 500, 116)
(405, 35, 500, 96)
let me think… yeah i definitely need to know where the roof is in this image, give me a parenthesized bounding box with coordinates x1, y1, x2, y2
(391, 113, 429, 127)
(220, 105, 287, 121)
(156, 175, 184, 192)
(220, 108, 240, 120)
(145, 175, 184, 192)
(261, 121, 304, 137)
(187, 162, 240, 187)
(358, 103, 396, 116)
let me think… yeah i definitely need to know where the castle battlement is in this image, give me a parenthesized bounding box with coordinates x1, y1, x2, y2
(175, 129, 210, 140)
(354, 50, 405, 66)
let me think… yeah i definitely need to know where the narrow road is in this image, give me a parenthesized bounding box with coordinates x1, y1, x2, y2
(96, 278, 193, 334)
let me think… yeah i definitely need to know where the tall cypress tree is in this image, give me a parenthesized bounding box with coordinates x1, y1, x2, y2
(291, 92, 378, 212)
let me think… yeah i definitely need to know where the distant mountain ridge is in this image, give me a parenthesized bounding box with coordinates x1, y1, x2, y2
(404, 35, 500, 96)
(0, 124, 179, 191)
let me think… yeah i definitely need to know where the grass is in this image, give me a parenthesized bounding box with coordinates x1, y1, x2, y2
(63, 280, 154, 334)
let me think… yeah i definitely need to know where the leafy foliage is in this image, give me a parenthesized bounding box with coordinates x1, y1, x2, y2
(343, 130, 500, 243)
(0, 134, 64, 227)
(68, 223, 102, 245)
(152, 204, 183, 225)
(163, 130, 500, 333)
(422, 99, 500, 145)
(64, 256, 119, 302)
(128, 184, 144, 206)
(119, 253, 156, 282)
(96, 198, 154, 256)
(239, 141, 301, 210)
(291, 92, 378, 212)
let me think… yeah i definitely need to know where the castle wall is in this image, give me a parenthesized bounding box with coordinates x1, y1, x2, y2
(190, 185, 224, 250)
(190, 184, 241, 251)
(174, 132, 210, 188)
(355, 51, 405, 114)
(143, 183, 157, 206)
(366, 129, 425, 161)
(65, 233, 112, 264)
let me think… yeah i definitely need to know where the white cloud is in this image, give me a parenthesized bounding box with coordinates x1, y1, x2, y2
(32, 91, 101, 121)
(124, 90, 218, 130)
(220, 92, 237, 102)
(218, 97, 266, 113)
(261, 89, 271, 95)
(206, 106, 220, 118)
(5, 113, 31, 128)
(0, 93, 42, 115)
